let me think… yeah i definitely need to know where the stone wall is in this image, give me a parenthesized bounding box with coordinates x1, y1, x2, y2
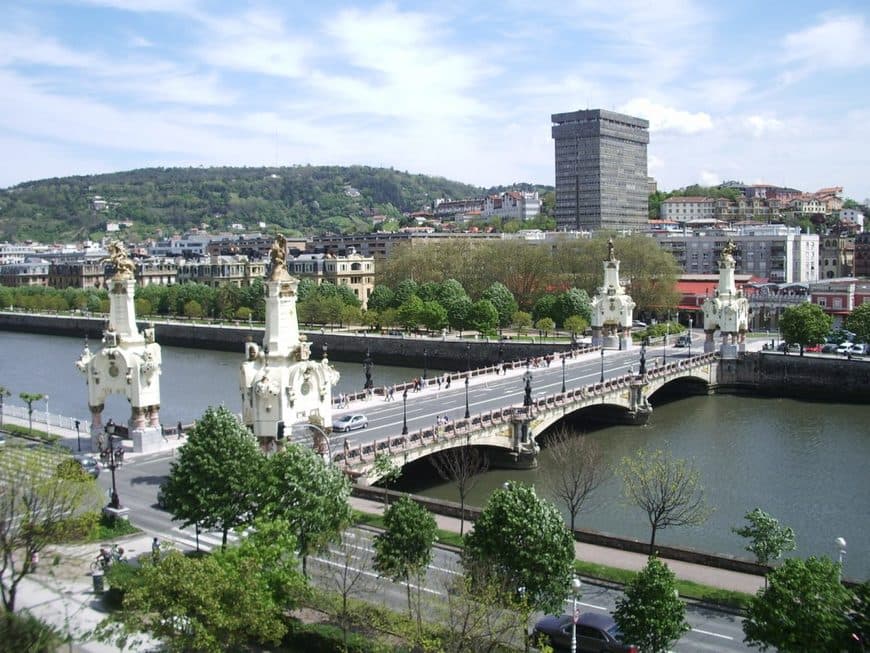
(0, 312, 582, 370)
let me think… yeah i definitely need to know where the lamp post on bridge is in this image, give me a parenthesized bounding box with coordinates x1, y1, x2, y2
(402, 388, 409, 435)
(464, 376, 470, 419)
(523, 369, 532, 407)
(599, 348, 605, 383)
(102, 423, 122, 509)
(75, 419, 81, 452)
(561, 355, 566, 394)
(688, 317, 693, 357)
(465, 342, 471, 374)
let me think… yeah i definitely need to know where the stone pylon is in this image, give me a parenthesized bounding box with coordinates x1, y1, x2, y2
(75, 241, 163, 452)
(591, 238, 636, 350)
(239, 235, 340, 451)
(702, 240, 749, 358)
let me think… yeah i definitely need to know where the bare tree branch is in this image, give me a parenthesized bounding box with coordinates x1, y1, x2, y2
(430, 443, 489, 536)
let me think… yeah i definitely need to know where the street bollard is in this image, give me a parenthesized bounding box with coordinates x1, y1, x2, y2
(92, 572, 105, 593)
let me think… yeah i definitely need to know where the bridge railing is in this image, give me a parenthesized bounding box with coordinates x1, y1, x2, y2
(332, 352, 718, 467)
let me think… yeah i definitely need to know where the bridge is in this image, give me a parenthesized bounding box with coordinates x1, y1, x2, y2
(330, 350, 721, 485)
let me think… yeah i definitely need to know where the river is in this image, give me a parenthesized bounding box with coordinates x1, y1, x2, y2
(1, 332, 868, 578)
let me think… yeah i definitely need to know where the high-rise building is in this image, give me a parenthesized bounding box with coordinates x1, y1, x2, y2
(551, 109, 649, 232)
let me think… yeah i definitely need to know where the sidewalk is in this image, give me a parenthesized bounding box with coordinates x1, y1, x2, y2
(349, 496, 765, 596)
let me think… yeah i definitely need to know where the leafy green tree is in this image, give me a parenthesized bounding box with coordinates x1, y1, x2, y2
(419, 300, 448, 332)
(743, 557, 854, 653)
(448, 295, 473, 335)
(162, 406, 263, 548)
(263, 443, 351, 577)
(779, 302, 832, 355)
(732, 508, 796, 583)
(845, 302, 870, 344)
(183, 299, 204, 318)
(0, 448, 102, 611)
(469, 299, 499, 336)
(614, 556, 689, 653)
(396, 295, 424, 331)
(553, 288, 592, 327)
(463, 483, 574, 616)
(18, 392, 45, 433)
(563, 315, 589, 338)
(852, 581, 870, 650)
(373, 452, 402, 506)
(393, 279, 420, 308)
(512, 310, 533, 336)
(367, 285, 395, 312)
(98, 520, 304, 653)
(373, 496, 437, 639)
(481, 282, 518, 328)
(618, 449, 711, 554)
(532, 293, 557, 323)
(0, 611, 62, 652)
(534, 317, 555, 340)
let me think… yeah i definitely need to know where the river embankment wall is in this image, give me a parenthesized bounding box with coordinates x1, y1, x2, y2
(0, 312, 577, 370)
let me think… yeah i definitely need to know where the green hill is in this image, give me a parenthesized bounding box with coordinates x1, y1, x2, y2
(0, 165, 537, 242)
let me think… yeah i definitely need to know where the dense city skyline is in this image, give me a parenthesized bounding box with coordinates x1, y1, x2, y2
(1, 1, 869, 200)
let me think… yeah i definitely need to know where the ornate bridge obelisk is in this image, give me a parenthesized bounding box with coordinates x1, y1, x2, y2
(239, 235, 340, 451)
(76, 241, 163, 452)
(702, 240, 749, 358)
(591, 238, 636, 350)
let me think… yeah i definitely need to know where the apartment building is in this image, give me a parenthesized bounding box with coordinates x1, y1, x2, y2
(175, 254, 266, 288)
(481, 191, 541, 221)
(0, 258, 50, 287)
(819, 236, 854, 279)
(288, 247, 375, 308)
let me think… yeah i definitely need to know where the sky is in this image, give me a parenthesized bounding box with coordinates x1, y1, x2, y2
(2, 0, 869, 200)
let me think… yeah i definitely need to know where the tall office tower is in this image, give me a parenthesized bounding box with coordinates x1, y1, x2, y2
(551, 109, 650, 232)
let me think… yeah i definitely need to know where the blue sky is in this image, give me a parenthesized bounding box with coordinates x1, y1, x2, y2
(2, 1, 869, 200)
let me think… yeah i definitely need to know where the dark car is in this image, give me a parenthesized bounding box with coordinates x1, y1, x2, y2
(532, 612, 637, 653)
(332, 414, 368, 432)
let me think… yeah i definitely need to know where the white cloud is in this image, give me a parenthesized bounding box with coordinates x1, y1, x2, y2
(699, 170, 720, 186)
(744, 115, 784, 138)
(619, 98, 713, 134)
(782, 14, 870, 70)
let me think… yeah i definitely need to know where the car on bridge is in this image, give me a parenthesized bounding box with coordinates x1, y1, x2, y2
(332, 414, 369, 432)
(532, 612, 637, 652)
(72, 454, 101, 479)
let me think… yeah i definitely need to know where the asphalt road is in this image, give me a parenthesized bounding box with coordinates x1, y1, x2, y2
(102, 443, 752, 652)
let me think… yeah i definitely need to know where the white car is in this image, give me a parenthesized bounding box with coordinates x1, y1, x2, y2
(332, 414, 368, 432)
(836, 342, 851, 355)
(848, 343, 866, 356)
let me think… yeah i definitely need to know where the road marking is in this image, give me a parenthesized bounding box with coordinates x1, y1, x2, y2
(691, 627, 734, 640)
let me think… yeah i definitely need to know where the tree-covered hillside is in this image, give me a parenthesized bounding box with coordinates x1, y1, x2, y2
(0, 165, 513, 242)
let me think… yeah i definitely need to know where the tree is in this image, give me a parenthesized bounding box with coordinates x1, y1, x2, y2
(97, 520, 304, 653)
(732, 508, 796, 583)
(563, 315, 589, 339)
(161, 406, 263, 548)
(373, 496, 437, 640)
(613, 556, 689, 653)
(540, 429, 608, 532)
(618, 449, 711, 554)
(463, 483, 574, 617)
(532, 294, 557, 323)
(553, 288, 592, 327)
(367, 285, 395, 312)
(373, 452, 402, 506)
(845, 302, 870, 344)
(743, 556, 854, 653)
(18, 392, 45, 433)
(468, 299, 499, 336)
(328, 531, 377, 651)
(779, 302, 832, 355)
(0, 447, 102, 611)
(481, 282, 518, 328)
(429, 443, 489, 536)
(512, 310, 532, 336)
(419, 300, 448, 332)
(263, 443, 351, 577)
(396, 295, 424, 331)
(534, 317, 555, 340)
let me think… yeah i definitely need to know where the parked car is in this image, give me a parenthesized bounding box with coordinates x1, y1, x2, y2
(72, 454, 101, 479)
(532, 612, 637, 653)
(674, 334, 691, 348)
(848, 343, 866, 356)
(332, 414, 369, 432)
(837, 342, 851, 355)
(777, 342, 800, 353)
(631, 320, 647, 329)
(821, 343, 839, 354)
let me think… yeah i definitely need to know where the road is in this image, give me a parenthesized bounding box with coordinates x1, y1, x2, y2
(102, 443, 752, 652)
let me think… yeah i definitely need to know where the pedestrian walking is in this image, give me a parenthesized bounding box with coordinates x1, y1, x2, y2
(152, 537, 161, 560)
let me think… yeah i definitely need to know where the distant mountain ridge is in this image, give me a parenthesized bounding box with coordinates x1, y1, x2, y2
(0, 165, 553, 243)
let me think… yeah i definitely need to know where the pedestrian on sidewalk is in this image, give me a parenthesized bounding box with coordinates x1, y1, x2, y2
(152, 537, 161, 561)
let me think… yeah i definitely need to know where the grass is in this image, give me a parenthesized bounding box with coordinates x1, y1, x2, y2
(353, 510, 753, 612)
(60, 512, 141, 544)
(1, 422, 61, 444)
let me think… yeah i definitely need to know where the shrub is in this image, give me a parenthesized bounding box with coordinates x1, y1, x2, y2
(0, 610, 62, 653)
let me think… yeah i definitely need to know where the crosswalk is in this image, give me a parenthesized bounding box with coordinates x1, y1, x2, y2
(163, 524, 246, 553)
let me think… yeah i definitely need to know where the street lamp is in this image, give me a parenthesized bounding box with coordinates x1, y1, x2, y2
(402, 388, 409, 435)
(570, 576, 582, 653)
(466, 342, 471, 373)
(561, 356, 566, 394)
(464, 375, 470, 419)
(102, 423, 122, 509)
(363, 349, 373, 390)
(423, 349, 428, 380)
(688, 317, 693, 357)
(44, 395, 49, 436)
(599, 348, 605, 383)
(75, 419, 81, 452)
(836, 536, 847, 582)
